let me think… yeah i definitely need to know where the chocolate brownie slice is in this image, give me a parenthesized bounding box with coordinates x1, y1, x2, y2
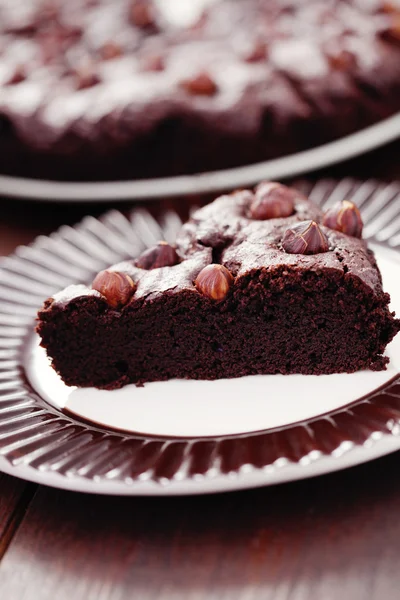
(37, 182, 400, 389)
(1, 1, 400, 180)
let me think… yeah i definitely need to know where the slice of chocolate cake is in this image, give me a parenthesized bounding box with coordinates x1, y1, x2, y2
(37, 183, 400, 389)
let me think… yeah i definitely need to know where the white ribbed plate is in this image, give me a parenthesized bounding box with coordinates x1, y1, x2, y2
(0, 178, 400, 495)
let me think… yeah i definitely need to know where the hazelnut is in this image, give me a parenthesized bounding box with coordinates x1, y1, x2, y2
(380, 16, 400, 44)
(92, 270, 135, 308)
(322, 200, 363, 238)
(249, 182, 296, 220)
(101, 42, 123, 61)
(282, 220, 329, 255)
(180, 72, 218, 96)
(129, 1, 158, 30)
(134, 241, 179, 270)
(382, 2, 400, 14)
(326, 49, 356, 70)
(195, 264, 234, 301)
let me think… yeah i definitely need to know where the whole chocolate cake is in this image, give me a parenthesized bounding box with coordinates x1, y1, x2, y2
(1, 1, 400, 180)
(37, 182, 400, 389)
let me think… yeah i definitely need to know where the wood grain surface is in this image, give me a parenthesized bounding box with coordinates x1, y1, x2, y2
(0, 475, 34, 560)
(1, 139, 400, 599)
(1, 453, 400, 600)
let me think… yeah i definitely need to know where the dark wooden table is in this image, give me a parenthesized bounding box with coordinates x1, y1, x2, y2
(1, 141, 400, 600)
